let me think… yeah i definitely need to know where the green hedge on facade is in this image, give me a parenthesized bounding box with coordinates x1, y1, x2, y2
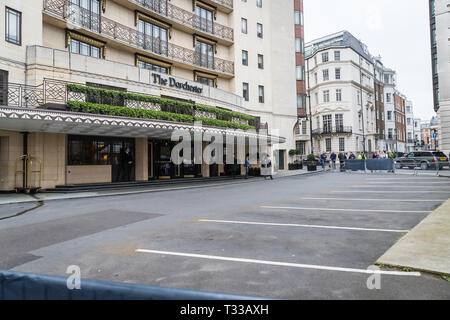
(66, 101, 255, 130)
(66, 83, 256, 124)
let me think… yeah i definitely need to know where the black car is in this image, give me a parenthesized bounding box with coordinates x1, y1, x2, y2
(395, 151, 449, 170)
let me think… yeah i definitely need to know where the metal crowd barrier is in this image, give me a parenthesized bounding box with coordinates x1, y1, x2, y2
(343, 159, 395, 171)
(0, 270, 266, 300)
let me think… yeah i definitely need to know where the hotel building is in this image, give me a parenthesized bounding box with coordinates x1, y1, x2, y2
(0, 0, 303, 191)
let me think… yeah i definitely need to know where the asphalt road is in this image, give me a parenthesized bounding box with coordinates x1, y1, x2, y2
(1, 172, 449, 299)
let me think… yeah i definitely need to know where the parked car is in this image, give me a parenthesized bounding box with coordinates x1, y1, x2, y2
(395, 151, 449, 170)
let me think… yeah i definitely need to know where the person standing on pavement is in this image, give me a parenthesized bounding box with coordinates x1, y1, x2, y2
(330, 152, 337, 170)
(244, 155, 250, 179)
(349, 152, 356, 160)
(120, 147, 134, 182)
(320, 152, 327, 170)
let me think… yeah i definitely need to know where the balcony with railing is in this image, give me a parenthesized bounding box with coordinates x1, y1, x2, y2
(312, 126, 353, 136)
(43, 0, 234, 76)
(117, 0, 233, 44)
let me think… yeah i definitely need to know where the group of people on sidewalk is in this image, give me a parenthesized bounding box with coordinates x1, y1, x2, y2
(319, 150, 397, 171)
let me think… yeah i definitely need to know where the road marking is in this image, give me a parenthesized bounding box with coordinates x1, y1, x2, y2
(362, 184, 450, 186)
(135, 249, 421, 277)
(260, 206, 430, 213)
(301, 197, 446, 202)
(332, 190, 449, 194)
(349, 185, 450, 188)
(198, 219, 409, 233)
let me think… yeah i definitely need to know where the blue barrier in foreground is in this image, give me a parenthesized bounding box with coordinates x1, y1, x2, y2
(344, 159, 394, 171)
(0, 270, 267, 300)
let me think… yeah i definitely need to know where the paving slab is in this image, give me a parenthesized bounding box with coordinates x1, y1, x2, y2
(377, 199, 450, 275)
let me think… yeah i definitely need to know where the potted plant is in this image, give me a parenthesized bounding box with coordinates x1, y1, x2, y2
(306, 154, 317, 171)
(289, 149, 297, 157)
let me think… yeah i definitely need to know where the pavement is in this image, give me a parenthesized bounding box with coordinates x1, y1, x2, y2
(0, 171, 449, 299)
(0, 168, 321, 206)
(377, 198, 450, 276)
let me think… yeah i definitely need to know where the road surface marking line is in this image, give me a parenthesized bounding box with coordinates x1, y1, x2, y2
(332, 191, 449, 194)
(198, 219, 409, 233)
(135, 249, 421, 277)
(300, 197, 446, 202)
(259, 206, 430, 213)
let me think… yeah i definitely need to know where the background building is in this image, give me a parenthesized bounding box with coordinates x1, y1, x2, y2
(0, 0, 301, 191)
(429, 0, 449, 153)
(405, 100, 415, 152)
(305, 31, 377, 155)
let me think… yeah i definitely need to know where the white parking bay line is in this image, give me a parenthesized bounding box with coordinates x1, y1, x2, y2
(332, 190, 449, 194)
(135, 249, 421, 277)
(260, 206, 431, 213)
(198, 219, 409, 233)
(301, 197, 446, 202)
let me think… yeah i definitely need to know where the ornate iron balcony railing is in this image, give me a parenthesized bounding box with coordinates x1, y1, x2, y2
(43, 0, 234, 75)
(131, 0, 234, 42)
(312, 126, 353, 136)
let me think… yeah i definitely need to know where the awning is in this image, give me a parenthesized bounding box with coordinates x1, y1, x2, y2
(0, 106, 286, 143)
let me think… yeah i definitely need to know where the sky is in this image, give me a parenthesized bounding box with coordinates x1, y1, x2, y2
(304, 0, 435, 121)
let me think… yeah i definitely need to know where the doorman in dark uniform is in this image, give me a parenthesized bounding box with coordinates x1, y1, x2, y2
(121, 147, 134, 181)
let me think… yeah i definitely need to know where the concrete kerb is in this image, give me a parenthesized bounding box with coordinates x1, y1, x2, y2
(376, 198, 450, 278)
(0, 170, 324, 206)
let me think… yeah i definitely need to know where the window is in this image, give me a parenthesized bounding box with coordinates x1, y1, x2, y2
(195, 40, 214, 69)
(296, 141, 306, 155)
(70, 39, 101, 58)
(258, 54, 264, 69)
(294, 11, 303, 25)
(256, 0, 262, 7)
(322, 52, 328, 63)
(195, 5, 213, 33)
(302, 121, 307, 135)
(241, 18, 247, 34)
(297, 94, 306, 109)
(257, 23, 263, 38)
(323, 90, 330, 103)
(68, 135, 134, 168)
(339, 138, 345, 152)
(5, 7, 21, 45)
(386, 93, 391, 103)
(388, 128, 393, 139)
(243, 82, 249, 101)
(387, 111, 392, 121)
(335, 114, 343, 131)
(323, 115, 332, 133)
(336, 89, 342, 102)
(295, 38, 304, 53)
(68, 0, 100, 32)
(335, 68, 341, 80)
(314, 73, 318, 84)
(138, 60, 169, 74)
(334, 51, 340, 61)
(296, 66, 304, 80)
(138, 19, 168, 55)
(258, 85, 264, 103)
(0, 70, 8, 105)
(407, 118, 411, 126)
(326, 138, 332, 152)
(242, 50, 248, 66)
(197, 76, 215, 87)
(315, 92, 318, 105)
(323, 69, 329, 81)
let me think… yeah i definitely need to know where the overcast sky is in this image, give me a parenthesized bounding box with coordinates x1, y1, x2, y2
(304, 0, 434, 121)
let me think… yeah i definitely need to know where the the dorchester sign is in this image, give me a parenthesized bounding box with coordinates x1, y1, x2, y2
(152, 73, 203, 94)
